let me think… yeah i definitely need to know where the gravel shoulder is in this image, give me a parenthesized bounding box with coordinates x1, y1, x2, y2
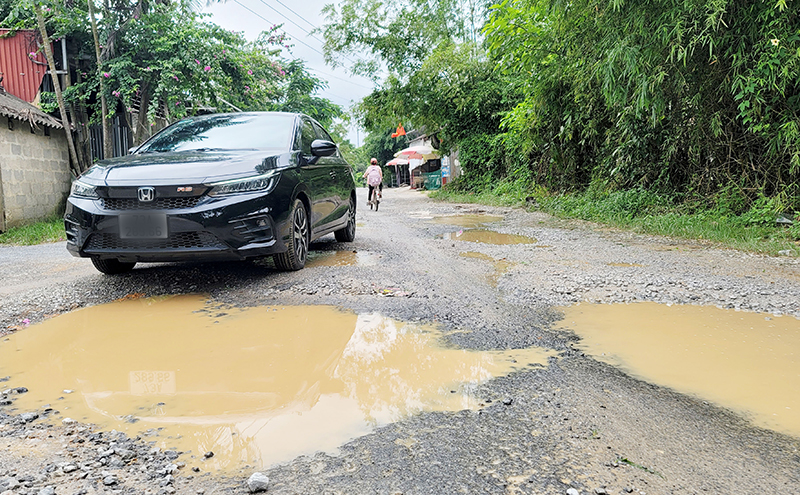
(1, 186, 799, 495)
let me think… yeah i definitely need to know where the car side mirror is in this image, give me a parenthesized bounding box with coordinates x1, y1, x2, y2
(128, 146, 138, 155)
(311, 139, 337, 157)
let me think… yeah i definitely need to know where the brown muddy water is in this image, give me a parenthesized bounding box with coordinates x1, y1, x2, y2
(438, 229, 537, 245)
(429, 214, 504, 229)
(306, 249, 381, 267)
(0, 296, 556, 471)
(559, 302, 800, 437)
(459, 252, 514, 287)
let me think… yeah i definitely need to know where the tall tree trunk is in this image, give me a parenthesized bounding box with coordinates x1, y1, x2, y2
(87, 0, 112, 159)
(134, 82, 151, 145)
(63, 50, 85, 172)
(34, 3, 81, 177)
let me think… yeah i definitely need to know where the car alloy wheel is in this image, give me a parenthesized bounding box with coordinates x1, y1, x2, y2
(274, 199, 309, 271)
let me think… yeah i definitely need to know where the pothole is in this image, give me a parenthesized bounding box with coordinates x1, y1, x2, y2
(558, 302, 800, 437)
(0, 295, 556, 471)
(428, 214, 503, 228)
(306, 249, 381, 267)
(438, 229, 536, 245)
(459, 251, 515, 287)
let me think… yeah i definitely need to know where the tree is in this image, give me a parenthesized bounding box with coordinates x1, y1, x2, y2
(33, 1, 82, 174)
(271, 59, 342, 127)
(320, 0, 482, 78)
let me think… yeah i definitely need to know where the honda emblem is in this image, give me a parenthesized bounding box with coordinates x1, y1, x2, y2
(137, 187, 155, 202)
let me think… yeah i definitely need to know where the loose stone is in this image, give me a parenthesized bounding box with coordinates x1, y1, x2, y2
(20, 412, 39, 422)
(247, 472, 270, 493)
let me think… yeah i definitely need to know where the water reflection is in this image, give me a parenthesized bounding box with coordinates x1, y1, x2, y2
(438, 229, 536, 245)
(0, 296, 554, 470)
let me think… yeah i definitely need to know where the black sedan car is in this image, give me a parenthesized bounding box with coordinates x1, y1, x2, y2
(65, 112, 357, 274)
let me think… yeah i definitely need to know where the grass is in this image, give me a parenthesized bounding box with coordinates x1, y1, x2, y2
(430, 179, 800, 257)
(0, 215, 66, 245)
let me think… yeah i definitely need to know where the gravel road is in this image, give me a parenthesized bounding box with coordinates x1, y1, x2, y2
(1, 186, 799, 495)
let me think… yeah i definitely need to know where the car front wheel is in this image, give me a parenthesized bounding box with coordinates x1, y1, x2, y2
(274, 199, 309, 271)
(91, 257, 136, 275)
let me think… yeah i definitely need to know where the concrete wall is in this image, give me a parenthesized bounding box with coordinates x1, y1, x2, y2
(0, 114, 71, 230)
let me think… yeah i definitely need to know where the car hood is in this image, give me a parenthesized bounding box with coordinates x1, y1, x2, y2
(80, 149, 294, 186)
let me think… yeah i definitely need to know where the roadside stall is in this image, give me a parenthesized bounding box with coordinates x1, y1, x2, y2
(385, 157, 410, 187)
(394, 145, 441, 190)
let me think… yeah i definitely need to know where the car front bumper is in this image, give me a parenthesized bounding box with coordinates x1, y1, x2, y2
(64, 192, 291, 263)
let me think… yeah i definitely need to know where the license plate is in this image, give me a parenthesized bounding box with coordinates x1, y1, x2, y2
(119, 214, 168, 239)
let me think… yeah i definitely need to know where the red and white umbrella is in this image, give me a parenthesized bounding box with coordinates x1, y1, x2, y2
(394, 145, 439, 160)
(386, 157, 409, 166)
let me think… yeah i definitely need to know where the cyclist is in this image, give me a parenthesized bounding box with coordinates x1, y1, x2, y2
(363, 158, 383, 208)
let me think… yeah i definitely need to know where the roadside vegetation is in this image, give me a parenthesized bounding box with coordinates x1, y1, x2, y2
(0, 216, 64, 245)
(319, 0, 799, 257)
(431, 179, 800, 256)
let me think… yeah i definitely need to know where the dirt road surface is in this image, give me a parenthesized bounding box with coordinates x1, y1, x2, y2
(1, 187, 799, 495)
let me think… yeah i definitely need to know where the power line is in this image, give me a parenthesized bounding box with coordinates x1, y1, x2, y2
(256, 0, 325, 46)
(268, 0, 317, 30)
(229, 0, 372, 92)
(307, 67, 373, 91)
(256, 0, 360, 66)
(230, 0, 326, 57)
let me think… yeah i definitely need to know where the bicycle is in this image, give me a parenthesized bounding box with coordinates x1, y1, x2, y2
(368, 185, 381, 211)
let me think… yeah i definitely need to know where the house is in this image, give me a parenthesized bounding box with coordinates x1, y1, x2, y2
(0, 85, 70, 232)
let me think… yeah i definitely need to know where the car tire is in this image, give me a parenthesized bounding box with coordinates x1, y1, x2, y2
(91, 257, 136, 275)
(274, 199, 309, 271)
(334, 196, 356, 242)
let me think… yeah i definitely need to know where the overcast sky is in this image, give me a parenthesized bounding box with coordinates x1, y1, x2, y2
(201, 0, 376, 145)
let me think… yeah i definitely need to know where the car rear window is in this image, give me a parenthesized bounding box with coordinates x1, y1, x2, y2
(137, 114, 295, 153)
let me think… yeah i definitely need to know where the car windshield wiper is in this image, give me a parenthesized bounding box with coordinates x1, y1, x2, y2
(181, 147, 232, 152)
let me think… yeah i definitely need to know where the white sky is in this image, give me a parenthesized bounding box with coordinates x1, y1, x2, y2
(201, 0, 376, 145)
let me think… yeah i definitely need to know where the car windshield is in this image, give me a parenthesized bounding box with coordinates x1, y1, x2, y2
(137, 114, 295, 153)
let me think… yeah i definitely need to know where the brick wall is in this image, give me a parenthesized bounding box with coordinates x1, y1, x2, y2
(0, 114, 71, 230)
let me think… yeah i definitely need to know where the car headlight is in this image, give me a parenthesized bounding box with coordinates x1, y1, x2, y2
(207, 172, 279, 197)
(70, 179, 99, 199)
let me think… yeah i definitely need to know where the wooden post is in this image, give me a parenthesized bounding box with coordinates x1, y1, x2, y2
(87, 0, 112, 159)
(34, 3, 81, 177)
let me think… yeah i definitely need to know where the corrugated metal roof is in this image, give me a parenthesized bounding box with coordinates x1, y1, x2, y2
(0, 29, 49, 103)
(0, 90, 63, 129)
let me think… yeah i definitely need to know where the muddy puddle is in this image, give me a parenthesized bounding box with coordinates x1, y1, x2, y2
(306, 249, 380, 267)
(0, 296, 556, 471)
(438, 229, 536, 245)
(459, 251, 514, 287)
(429, 214, 503, 229)
(559, 302, 800, 437)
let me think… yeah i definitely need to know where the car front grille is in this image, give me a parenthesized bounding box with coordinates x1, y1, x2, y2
(86, 232, 227, 251)
(101, 197, 201, 210)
